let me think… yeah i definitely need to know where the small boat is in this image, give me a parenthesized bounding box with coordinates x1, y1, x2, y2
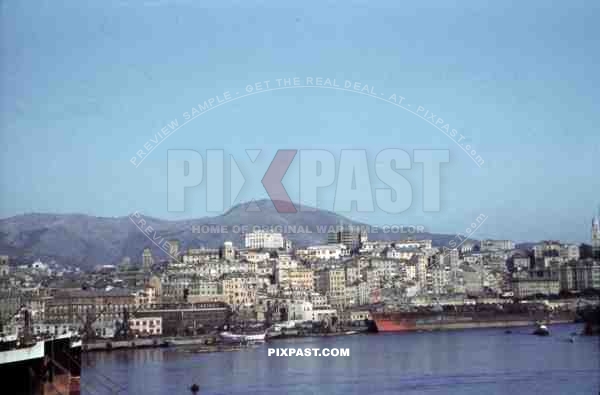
(532, 323, 550, 336)
(219, 331, 266, 344)
(504, 330, 512, 334)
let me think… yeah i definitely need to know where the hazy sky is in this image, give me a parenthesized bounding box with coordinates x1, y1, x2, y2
(1, 0, 599, 243)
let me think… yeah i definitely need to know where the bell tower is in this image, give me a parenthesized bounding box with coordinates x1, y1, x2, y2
(592, 207, 600, 260)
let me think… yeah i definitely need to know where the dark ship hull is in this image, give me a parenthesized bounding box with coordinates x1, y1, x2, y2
(578, 306, 600, 335)
(0, 334, 81, 395)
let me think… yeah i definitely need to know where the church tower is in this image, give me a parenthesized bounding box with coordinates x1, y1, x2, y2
(592, 208, 600, 260)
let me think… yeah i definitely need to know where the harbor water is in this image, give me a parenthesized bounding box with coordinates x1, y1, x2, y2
(82, 324, 599, 395)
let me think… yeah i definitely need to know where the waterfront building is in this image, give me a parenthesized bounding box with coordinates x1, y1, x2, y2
(134, 302, 230, 336)
(559, 259, 600, 291)
(130, 317, 162, 336)
(512, 277, 560, 298)
(45, 289, 137, 331)
(286, 300, 314, 321)
(339, 309, 371, 324)
(308, 292, 329, 308)
(511, 269, 560, 298)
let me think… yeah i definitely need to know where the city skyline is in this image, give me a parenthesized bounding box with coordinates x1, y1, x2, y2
(2, 1, 599, 243)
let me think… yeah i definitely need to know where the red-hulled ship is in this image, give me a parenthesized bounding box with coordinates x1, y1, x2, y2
(371, 302, 572, 333)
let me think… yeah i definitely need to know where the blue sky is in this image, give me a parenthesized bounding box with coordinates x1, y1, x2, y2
(1, 0, 599, 243)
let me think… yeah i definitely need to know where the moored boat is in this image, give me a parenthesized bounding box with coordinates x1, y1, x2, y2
(219, 331, 266, 344)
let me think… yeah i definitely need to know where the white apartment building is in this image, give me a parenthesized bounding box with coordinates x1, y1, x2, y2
(287, 300, 314, 322)
(296, 244, 349, 260)
(244, 231, 284, 250)
(386, 248, 419, 260)
(480, 240, 515, 252)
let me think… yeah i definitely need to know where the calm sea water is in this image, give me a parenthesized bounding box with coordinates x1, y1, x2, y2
(82, 324, 599, 395)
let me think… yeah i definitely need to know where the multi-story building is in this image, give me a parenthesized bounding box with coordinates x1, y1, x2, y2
(559, 259, 600, 291)
(512, 277, 560, 298)
(386, 248, 419, 261)
(130, 317, 163, 336)
(462, 265, 485, 295)
(244, 231, 284, 250)
(142, 248, 153, 268)
(276, 266, 314, 290)
(344, 265, 361, 285)
(512, 269, 560, 298)
(557, 244, 579, 262)
(286, 268, 314, 290)
(239, 250, 271, 264)
(168, 240, 180, 262)
(223, 241, 235, 261)
(296, 244, 348, 261)
(161, 273, 222, 302)
(459, 241, 476, 254)
(183, 248, 221, 264)
(534, 241, 561, 260)
(427, 264, 450, 295)
(345, 281, 370, 306)
(45, 289, 136, 328)
(134, 302, 230, 336)
(308, 292, 329, 308)
(0, 255, 10, 277)
(327, 225, 367, 251)
(314, 268, 347, 308)
(512, 256, 531, 271)
(222, 273, 260, 307)
(481, 240, 515, 252)
(133, 287, 157, 308)
(286, 300, 314, 322)
(441, 248, 459, 269)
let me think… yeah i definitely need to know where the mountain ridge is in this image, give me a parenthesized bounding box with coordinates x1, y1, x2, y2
(0, 199, 463, 269)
